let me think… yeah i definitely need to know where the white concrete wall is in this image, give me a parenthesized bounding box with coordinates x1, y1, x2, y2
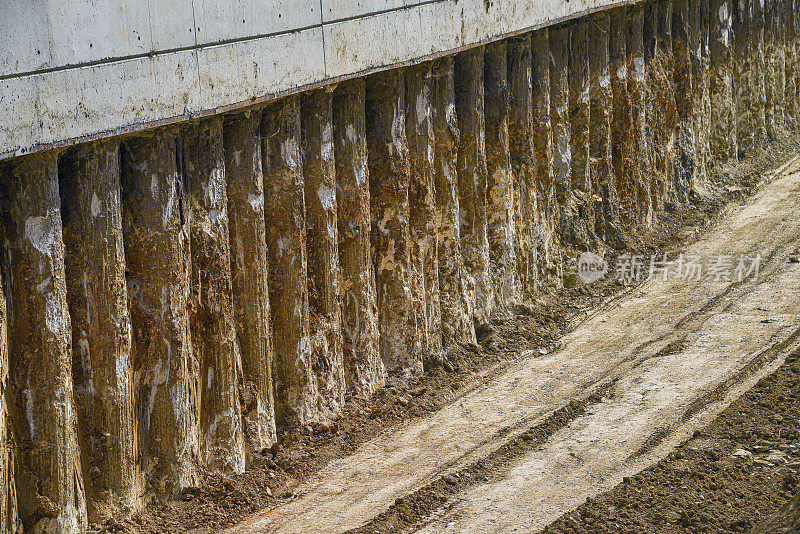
(0, 0, 637, 160)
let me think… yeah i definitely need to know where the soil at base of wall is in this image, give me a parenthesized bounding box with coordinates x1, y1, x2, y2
(99, 135, 800, 534)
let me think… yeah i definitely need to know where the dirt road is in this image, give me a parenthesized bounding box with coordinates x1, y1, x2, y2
(227, 155, 800, 534)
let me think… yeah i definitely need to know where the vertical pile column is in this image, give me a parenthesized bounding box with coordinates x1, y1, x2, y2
(507, 35, 537, 300)
(709, 0, 737, 162)
(431, 58, 477, 345)
(2, 153, 87, 533)
(779, 0, 788, 128)
(568, 21, 595, 248)
(184, 119, 245, 473)
(771, 0, 787, 132)
(300, 90, 346, 419)
(60, 141, 138, 520)
(796, 0, 800, 125)
(690, 0, 713, 194)
(588, 14, 623, 247)
(531, 28, 562, 286)
(794, 0, 800, 126)
(764, 0, 778, 137)
(626, 5, 653, 224)
(0, 247, 18, 534)
(366, 70, 423, 378)
(611, 8, 637, 227)
(644, 3, 662, 213)
(484, 42, 517, 311)
(733, 0, 755, 155)
(455, 48, 493, 325)
(655, 0, 679, 204)
(785, 0, 798, 127)
(550, 27, 574, 245)
(405, 64, 444, 361)
(673, 0, 696, 204)
(261, 98, 318, 425)
(122, 133, 198, 498)
(223, 113, 277, 457)
(751, 0, 769, 147)
(332, 80, 385, 396)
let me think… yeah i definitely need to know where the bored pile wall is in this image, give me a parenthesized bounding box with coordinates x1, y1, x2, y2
(0, 0, 797, 529)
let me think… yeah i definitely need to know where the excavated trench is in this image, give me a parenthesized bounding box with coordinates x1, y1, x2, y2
(0, 0, 799, 532)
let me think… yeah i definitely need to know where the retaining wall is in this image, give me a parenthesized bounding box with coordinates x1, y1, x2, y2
(0, 0, 798, 531)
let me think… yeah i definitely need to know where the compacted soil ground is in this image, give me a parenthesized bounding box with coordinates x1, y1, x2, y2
(105, 138, 800, 534)
(542, 349, 800, 534)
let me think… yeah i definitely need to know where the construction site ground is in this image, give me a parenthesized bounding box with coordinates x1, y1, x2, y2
(108, 138, 800, 534)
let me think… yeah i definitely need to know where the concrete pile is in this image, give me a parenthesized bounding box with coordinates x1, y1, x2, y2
(0, 0, 798, 530)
